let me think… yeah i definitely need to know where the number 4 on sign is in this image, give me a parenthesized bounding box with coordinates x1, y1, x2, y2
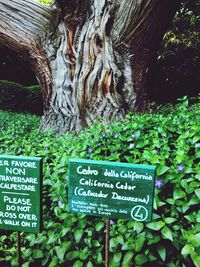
(131, 206, 148, 222)
(135, 206, 144, 219)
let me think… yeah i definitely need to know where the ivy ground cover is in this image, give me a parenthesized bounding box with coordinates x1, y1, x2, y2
(0, 98, 199, 267)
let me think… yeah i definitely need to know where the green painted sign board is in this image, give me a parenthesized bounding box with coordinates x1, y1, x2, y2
(0, 155, 42, 233)
(68, 159, 156, 222)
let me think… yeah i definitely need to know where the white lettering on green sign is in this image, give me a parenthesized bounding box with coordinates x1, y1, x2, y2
(0, 155, 42, 233)
(68, 159, 156, 222)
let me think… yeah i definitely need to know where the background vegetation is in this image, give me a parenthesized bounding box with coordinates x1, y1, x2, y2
(0, 81, 43, 115)
(150, 0, 200, 102)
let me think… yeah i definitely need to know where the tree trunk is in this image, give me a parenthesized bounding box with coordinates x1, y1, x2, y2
(0, 0, 180, 133)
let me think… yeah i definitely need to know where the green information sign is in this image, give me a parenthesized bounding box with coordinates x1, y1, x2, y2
(68, 159, 156, 222)
(0, 155, 42, 233)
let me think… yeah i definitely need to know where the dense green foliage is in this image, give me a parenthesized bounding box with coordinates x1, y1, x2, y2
(164, 1, 200, 49)
(0, 98, 199, 267)
(151, 1, 200, 102)
(0, 80, 43, 115)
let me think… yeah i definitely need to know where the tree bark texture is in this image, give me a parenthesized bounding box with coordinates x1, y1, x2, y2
(0, 0, 180, 133)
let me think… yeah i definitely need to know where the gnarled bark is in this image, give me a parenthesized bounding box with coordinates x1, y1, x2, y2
(0, 0, 54, 107)
(0, 0, 180, 133)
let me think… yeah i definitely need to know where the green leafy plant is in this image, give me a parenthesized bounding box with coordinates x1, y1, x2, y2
(0, 98, 199, 266)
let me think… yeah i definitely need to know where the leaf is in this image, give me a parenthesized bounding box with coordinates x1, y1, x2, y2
(122, 251, 134, 266)
(195, 188, 200, 199)
(164, 217, 177, 224)
(148, 235, 161, 245)
(133, 222, 144, 234)
(110, 238, 117, 251)
(135, 130, 141, 138)
(95, 221, 105, 232)
(74, 229, 83, 243)
(161, 226, 173, 241)
(23, 249, 32, 258)
(191, 252, 200, 267)
(47, 234, 58, 245)
(191, 233, 200, 247)
(49, 260, 59, 267)
(189, 196, 199, 205)
(112, 252, 122, 263)
(135, 254, 148, 265)
(92, 240, 101, 247)
(72, 260, 83, 267)
(156, 165, 170, 176)
(181, 229, 191, 240)
(158, 246, 166, 261)
(55, 242, 71, 261)
(182, 202, 190, 213)
(97, 252, 103, 264)
(65, 251, 79, 261)
(146, 221, 165, 231)
(116, 235, 124, 245)
(193, 136, 200, 143)
(32, 249, 44, 259)
(173, 188, 186, 200)
(181, 244, 194, 256)
(79, 247, 89, 260)
(86, 262, 94, 267)
(166, 198, 175, 204)
(135, 233, 145, 252)
(184, 214, 195, 222)
(118, 224, 128, 234)
(61, 227, 71, 237)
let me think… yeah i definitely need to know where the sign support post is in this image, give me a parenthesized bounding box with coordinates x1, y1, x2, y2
(105, 218, 110, 267)
(17, 231, 22, 267)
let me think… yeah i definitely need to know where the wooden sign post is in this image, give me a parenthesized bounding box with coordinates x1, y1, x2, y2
(68, 158, 156, 266)
(0, 155, 42, 266)
(105, 218, 110, 267)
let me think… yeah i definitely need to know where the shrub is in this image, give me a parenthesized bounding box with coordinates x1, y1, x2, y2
(0, 80, 28, 112)
(0, 80, 43, 115)
(0, 98, 199, 267)
(26, 85, 43, 115)
(151, 48, 200, 103)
